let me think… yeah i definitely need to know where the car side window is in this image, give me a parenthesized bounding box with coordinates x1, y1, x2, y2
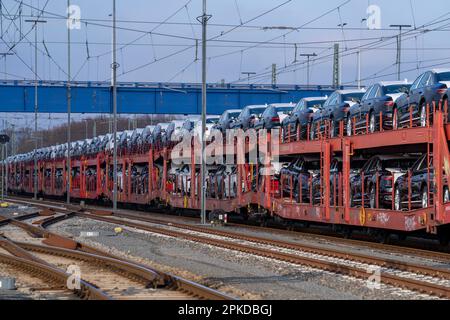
(366, 159, 377, 173)
(415, 157, 427, 171)
(411, 74, 424, 90)
(325, 93, 337, 107)
(330, 94, 339, 105)
(294, 158, 303, 170)
(373, 86, 382, 98)
(368, 85, 379, 99)
(362, 86, 374, 101)
(297, 100, 307, 112)
(219, 112, 226, 122)
(361, 158, 373, 173)
(419, 72, 431, 87)
(429, 73, 436, 85)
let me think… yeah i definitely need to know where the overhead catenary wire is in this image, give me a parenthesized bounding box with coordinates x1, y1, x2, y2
(4, 0, 450, 86)
(234, 15, 450, 85)
(1, 0, 67, 78)
(106, 0, 297, 80)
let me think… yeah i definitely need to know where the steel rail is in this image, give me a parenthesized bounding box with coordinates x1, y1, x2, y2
(8, 197, 450, 298)
(74, 212, 450, 299)
(104, 211, 450, 281)
(0, 204, 235, 300)
(0, 252, 110, 300)
(7, 195, 450, 263)
(6, 197, 450, 277)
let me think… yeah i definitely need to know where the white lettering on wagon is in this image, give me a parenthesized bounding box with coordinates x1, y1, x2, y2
(404, 216, 417, 231)
(377, 212, 390, 225)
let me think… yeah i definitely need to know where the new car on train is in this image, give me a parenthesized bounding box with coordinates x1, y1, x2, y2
(394, 154, 450, 210)
(349, 155, 418, 209)
(310, 89, 365, 140)
(346, 81, 411, 135)
(282, 97, 327, 141)
(395, 69, 450, 127)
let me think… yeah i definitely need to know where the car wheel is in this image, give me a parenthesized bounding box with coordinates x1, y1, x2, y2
(420, 103, 427, 127)
(369, 185, 376, 209)
(394, 186, 402, 211)
(422, 185, 429, 208)
(444, 187, 450, 203)
(392, 108, 399, 130)
(369, 112, 376, 133)
(346, 116, 352, 137)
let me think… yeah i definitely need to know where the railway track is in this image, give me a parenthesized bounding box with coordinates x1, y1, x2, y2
(0, 236, 110, 300)
(7, 195, 450, 263)
(0, 204, 235, 300)
(6, 198, 450, 299)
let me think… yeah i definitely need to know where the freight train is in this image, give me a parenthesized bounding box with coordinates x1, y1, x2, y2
(4, 70, 450, 245)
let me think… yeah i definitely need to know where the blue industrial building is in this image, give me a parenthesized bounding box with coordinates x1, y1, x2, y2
(0, 80, 349, 115)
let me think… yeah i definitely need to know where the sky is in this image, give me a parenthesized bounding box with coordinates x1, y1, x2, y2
(2, 0, 450, 85)
(1, 0, 450, 128)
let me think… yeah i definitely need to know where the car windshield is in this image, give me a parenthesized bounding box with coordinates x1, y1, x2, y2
(437, 72, 450, 82)
(249, 107, 267, 116)
(342, 92, 364, 102)
(384, 84, 411, 94)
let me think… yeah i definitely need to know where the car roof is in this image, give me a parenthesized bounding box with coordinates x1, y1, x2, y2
(336, 89, 366, 95)
(431, 68, 450, 74)
(246, 104, 267, 109)
(225, 109, 242, 113)
(378, 81, 412, 86)
(269, 103, 295, 108)
(302, 97, 327, 102)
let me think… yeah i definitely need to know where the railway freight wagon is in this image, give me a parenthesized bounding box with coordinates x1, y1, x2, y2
(5, 105, 450, 245)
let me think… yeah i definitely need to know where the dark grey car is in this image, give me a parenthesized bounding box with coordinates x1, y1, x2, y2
(282, 97, 327, 140)
(214, 109, 242, 133)
(253, 103, 295, 130)
(229, 105, 268, 130)
(310, 90, 365, 139)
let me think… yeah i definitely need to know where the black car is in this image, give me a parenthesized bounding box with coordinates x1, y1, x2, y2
(350, 155, 418, 209)
(394, 154, 450, 210)
(229, 105, 268, 130)
(310, 90, 365, 139)
(396, 69, 450, 127)
(253, 103, 295, 130)
(279, 157, 320, 203)
(214, 109, 242, 133)
(282, 97, 327, 141)
(311, 158, 367, 205)
(311, 159, 340, 205)
(347, 81, 411, 135)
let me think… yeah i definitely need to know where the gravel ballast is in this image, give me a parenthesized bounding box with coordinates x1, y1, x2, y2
(48, 217, 441, 300)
